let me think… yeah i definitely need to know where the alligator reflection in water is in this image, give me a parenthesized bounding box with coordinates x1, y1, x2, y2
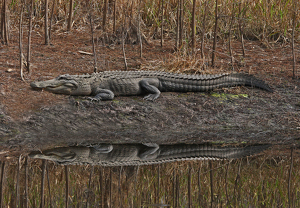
(29, 143, 270, 166)
(1, 143, 299, 207)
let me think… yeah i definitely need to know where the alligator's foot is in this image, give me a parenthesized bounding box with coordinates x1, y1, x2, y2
(143, 94, 160, 101)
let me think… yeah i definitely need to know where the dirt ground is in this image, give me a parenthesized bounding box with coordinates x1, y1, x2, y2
(1, 28, 300, 153)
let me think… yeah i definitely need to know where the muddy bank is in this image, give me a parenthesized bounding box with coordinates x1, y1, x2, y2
(1, 85, 299, 151)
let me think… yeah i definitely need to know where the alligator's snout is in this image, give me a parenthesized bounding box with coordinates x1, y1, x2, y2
(30, 81, 40, 89)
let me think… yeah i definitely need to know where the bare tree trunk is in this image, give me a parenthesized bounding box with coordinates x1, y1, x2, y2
(292, 7, 297, 78)
(1, 0, 9, 44)
(191, 0, 196, 55)
(113, 0, 116, 33)
(179, 0, 183, 49)
(160, 0, 164, 47)
(122, 6, 128, 70)
(44, 0, 49, 45)
(67, 0, 73, 31)
(138, 0, 142, 57)
(27, 0, 34, 73)
(211, 0, 218, 67)
(238, 2, 245, 57)
(103, 0, 108, 31)
(19, 1, 25, 81)
(175, 0, 180, 50)
(201, 1, 208, 60)
(89, 10, 98, 72)
(49, 0, 56, 40)
(228, 2, 235, 70)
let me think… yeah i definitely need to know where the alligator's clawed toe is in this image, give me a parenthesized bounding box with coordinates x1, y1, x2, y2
(143, 94, 159, 101)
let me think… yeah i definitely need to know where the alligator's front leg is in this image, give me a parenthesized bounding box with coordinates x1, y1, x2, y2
(89, 88, 114, 101)
(138, 143, 160, 159)
(139, 78, 161, 101)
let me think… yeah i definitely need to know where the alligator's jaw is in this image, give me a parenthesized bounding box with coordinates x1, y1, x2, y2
(30, 78, 78, 95)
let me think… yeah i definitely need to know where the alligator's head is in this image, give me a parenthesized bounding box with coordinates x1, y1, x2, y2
(29, 147, 78, 164)
(30, 74, 92, 95)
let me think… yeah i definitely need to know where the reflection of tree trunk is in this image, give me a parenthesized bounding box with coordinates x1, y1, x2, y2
(27, 0, 34, 73)
(45, 0, 49, 45)
(0, 162, 5, 208)
(65, 166, 69, 208)
(67, 0, 73, 31)
(40, 160, 47, 208)
(15, 157, 20, 208)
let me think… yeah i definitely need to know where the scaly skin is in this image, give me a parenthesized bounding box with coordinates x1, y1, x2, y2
(30, 71, 273, 101)
(29, 143, 271, 166)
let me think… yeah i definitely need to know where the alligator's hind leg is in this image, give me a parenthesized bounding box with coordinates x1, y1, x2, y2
(139, 78, 161, 101)
(88, 144, 113, 153)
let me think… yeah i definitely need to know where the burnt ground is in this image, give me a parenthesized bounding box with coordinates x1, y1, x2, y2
(1, 28, 300, 153)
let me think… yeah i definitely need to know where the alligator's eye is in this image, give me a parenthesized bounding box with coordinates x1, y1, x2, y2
(57, 74, 71, 80)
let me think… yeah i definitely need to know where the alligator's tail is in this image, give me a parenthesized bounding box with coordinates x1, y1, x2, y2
(157, 144, 271, 161)
(228, 73, 273, 92)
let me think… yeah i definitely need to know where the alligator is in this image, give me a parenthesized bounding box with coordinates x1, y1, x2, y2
(29, 143, 270, 166)
(30, 71, 272, 101)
